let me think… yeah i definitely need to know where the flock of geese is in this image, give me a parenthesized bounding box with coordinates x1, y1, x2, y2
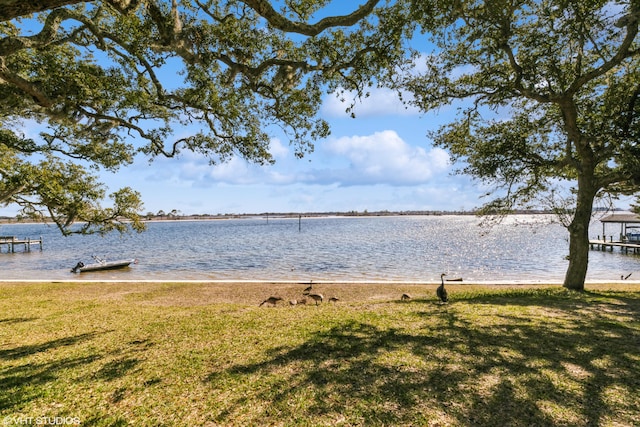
(259, 281, 339, 307)
(259, 273, 452, 307)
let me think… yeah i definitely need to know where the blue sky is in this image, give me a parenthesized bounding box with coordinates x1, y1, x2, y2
(97, 87, 487, 216)
(2, 84, 635, 217)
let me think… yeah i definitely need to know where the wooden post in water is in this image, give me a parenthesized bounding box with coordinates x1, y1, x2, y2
(0, 236, 43, 253)
(299, 214, 302, 232)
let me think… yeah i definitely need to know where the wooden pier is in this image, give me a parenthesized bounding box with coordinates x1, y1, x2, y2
(589, 238, 640, 254)
(0, 236, 43, 253)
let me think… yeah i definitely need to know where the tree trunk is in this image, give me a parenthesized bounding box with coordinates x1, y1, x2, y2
(564, 216, 590, 291)
(563, 176, 597, 291)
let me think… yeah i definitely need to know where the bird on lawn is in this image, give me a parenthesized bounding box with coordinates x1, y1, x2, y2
(308, 293, 324, 305)
(329, 297, 339, 303)
(436, 273, 448, 303)
(401, 293, 412, 301)
(259, 296, 283, 307)
(303, 281, 313, 295)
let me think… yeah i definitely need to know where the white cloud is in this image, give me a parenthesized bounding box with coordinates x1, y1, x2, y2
(200, 157, 256, 185)
(314, 130, 450, 186)
(137, 129, 450, 190)
(322, 87, 419, 118)
(268, 138, 290, 159)
(141, 137, 293, 187)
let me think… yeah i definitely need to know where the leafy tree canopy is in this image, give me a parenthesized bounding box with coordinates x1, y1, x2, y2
(393, 0, 640, 289)
(0, 0, 411, 235)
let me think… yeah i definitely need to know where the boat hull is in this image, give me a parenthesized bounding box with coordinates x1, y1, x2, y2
(72, 259, 136, 273)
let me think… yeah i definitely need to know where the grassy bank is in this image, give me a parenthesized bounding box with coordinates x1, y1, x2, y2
(1, 281, 639, 426)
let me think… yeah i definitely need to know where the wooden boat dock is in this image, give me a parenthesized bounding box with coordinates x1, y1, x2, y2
(0, 235, 43, 253)
(589, 239, 640, 254)
(590, 212, 640, 255)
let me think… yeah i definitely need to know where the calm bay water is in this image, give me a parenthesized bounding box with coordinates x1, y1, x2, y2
(0, 215, 638, 282)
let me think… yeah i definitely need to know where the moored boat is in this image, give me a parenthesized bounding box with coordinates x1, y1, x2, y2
(71, 256, 138, 273)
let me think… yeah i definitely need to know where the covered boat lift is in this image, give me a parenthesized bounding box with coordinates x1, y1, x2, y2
(598, 212, 640, 243)
(590, 212, 640, 254)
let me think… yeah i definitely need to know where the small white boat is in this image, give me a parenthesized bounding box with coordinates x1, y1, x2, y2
(71, 256, 138, 273)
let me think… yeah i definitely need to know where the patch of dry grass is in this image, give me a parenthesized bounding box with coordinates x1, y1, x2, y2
(1, 281, 639, 426)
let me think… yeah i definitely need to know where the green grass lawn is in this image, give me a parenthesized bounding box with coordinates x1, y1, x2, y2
(1, 281, 639, 426)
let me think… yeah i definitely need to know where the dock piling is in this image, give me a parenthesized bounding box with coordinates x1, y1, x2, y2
(589, 239, 640, 254)
(0, 236, 43, 253)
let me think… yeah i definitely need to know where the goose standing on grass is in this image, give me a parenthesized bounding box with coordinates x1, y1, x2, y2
(436, 273, 448, 303)
(259, 296, 283, 307)
(401, 293, 411, 301)
(308, 293, 324, 305)
(303, 281, 313, 295)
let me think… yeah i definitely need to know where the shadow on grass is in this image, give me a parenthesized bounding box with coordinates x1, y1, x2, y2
(0, 333, 150, 413)
(0, 332, 99, 361)
(0, 332, 102, 411)
(0, 317, 38, 325)
(206, 291, 640, 426)
(93, 357, 141, 382)
(91, 339, 152, 383)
